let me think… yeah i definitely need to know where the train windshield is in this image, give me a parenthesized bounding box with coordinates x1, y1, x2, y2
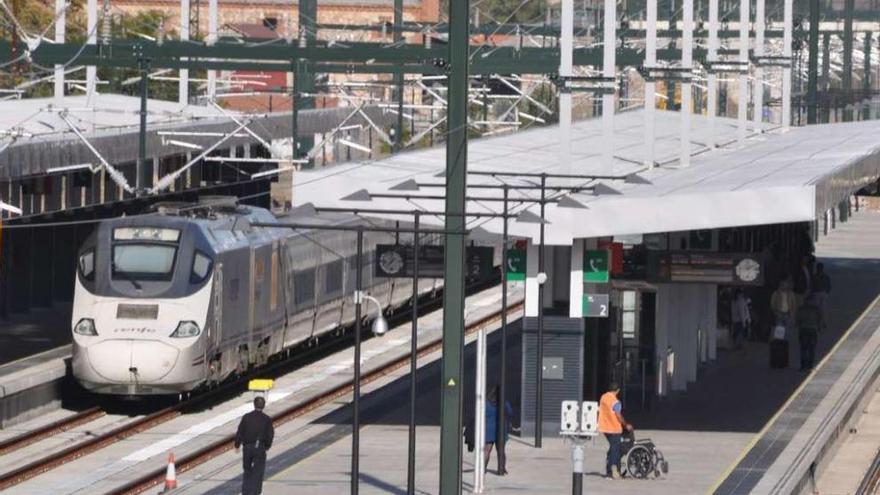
(112, 244, 177, 281)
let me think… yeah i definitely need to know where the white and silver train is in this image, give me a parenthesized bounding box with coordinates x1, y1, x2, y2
(71, 200, 450, 395)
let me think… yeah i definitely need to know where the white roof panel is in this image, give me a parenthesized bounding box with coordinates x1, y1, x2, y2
(293, 109, 880, 244)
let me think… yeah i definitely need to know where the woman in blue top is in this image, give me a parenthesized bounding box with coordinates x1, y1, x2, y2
(484, 385, 514, 475)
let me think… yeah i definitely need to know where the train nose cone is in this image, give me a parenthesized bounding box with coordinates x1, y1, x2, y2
(87, 340, 180, 383)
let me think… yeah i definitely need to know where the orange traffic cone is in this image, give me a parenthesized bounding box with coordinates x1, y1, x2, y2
(163, 452, 177, 492)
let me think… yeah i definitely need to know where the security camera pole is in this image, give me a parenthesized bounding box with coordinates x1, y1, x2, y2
(560, 401, 599, 495)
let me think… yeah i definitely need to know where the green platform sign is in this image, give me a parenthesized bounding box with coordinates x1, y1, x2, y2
(506, 249, 526, 281)
(584, 250, 609, 283)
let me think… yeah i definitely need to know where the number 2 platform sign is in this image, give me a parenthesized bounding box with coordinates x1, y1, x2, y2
(583, 293, 609, 318)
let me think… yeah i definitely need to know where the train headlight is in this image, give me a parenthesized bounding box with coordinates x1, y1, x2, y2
(170, 321, 201, 338)
(74, 318, 98, 336)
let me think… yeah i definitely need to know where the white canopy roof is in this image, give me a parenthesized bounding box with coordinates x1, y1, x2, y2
(292, 109, 880, 244)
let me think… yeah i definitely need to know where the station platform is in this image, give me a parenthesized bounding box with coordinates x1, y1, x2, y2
(0, 305, 71, 366)
(712, 209, 880, 495)
(0, 345, 70, 428)
(166, 210, 880, 495)
(0, 305, 72, 427)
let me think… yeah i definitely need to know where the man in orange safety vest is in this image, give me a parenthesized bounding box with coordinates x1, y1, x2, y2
(597, 382, 634, 479)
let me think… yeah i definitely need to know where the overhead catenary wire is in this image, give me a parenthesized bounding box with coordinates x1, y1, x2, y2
(0, 189, 273, 229)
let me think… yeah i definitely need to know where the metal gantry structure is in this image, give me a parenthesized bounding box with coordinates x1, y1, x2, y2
(3, 0, 880, 493)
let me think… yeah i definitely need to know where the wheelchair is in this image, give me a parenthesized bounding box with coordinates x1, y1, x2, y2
(620, 431, 669, 479)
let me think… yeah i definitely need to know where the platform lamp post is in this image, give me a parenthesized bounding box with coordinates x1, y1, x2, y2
(499, 184, 509, 467)
(351, 226, 394, 495)
(535, 173, 547, 447)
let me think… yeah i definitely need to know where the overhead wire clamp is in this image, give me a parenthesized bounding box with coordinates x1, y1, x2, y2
(704, 60, 750, 74)
(750, 55, 793, 68)
(550, 74, 617, 94)
(637, 66, 702, 83)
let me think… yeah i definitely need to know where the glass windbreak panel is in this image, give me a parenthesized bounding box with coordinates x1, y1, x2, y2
(622, 291, 637, 311)
(622, 312, 636, 340)
(113, 244, 177, 280)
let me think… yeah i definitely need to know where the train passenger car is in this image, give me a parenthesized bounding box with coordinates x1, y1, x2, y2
(71, 200, 442, 395)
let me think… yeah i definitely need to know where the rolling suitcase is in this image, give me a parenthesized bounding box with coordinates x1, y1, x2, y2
(770, 339, 789, 369)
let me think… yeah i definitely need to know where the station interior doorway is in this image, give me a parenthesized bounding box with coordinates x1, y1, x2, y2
(584, 287, 656, 409)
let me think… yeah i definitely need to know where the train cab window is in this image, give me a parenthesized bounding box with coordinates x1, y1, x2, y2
(112, 244, 177, 281)
(190, 252, 213, 284)
(78, 250, 95, 281)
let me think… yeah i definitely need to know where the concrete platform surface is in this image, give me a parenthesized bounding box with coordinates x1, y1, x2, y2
(261, 427, 748, 495)
(815, 385, 880, 495)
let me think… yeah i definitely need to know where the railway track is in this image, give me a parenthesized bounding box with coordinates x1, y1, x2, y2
(109, 298, 522, 495)
(856, 447, 880, 495)
(0, 279, 503, 491)
(0, 406, 105, 457)
(0, 317, 371, 491)
(0, 404, 184, 490)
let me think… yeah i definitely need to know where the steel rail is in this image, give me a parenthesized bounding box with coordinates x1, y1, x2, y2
(0, 406, 105, 457)
(109, 299, 524, 495)
(856, 447, 880, 495)
(0, 405, 182, 490)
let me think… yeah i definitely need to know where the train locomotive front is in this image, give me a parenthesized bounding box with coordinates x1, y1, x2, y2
(72, 216, 216, 395)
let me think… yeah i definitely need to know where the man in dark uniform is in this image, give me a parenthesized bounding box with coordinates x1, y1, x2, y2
(796, 296, 822, 371)
(235, 396, 274, 495)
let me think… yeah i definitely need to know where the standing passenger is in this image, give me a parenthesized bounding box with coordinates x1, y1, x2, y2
(793, 256, 813, 313)
(235, 397, 275, 495)
(813, 263, 832, 330)
(771, 278, 796, 330)
(796, 297, 822, 371)
(484, 386, 514, 475)
(598, 382, 634, 479)
(730, 290, 749, 349)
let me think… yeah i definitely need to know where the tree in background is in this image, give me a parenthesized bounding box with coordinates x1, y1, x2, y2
(440, 0, 548, 24)
(1, 2, 177, 100)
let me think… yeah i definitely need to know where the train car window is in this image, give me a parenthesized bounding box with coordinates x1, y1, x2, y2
(190, 252, 213, 284)
(112, 244, 177, 281)
(324, 259, 344, 299)
(78, 249, 95, 281)
(294, 268, 316, 306)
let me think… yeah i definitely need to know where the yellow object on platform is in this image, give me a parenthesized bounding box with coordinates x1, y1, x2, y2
(248, 379, 275, 391)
